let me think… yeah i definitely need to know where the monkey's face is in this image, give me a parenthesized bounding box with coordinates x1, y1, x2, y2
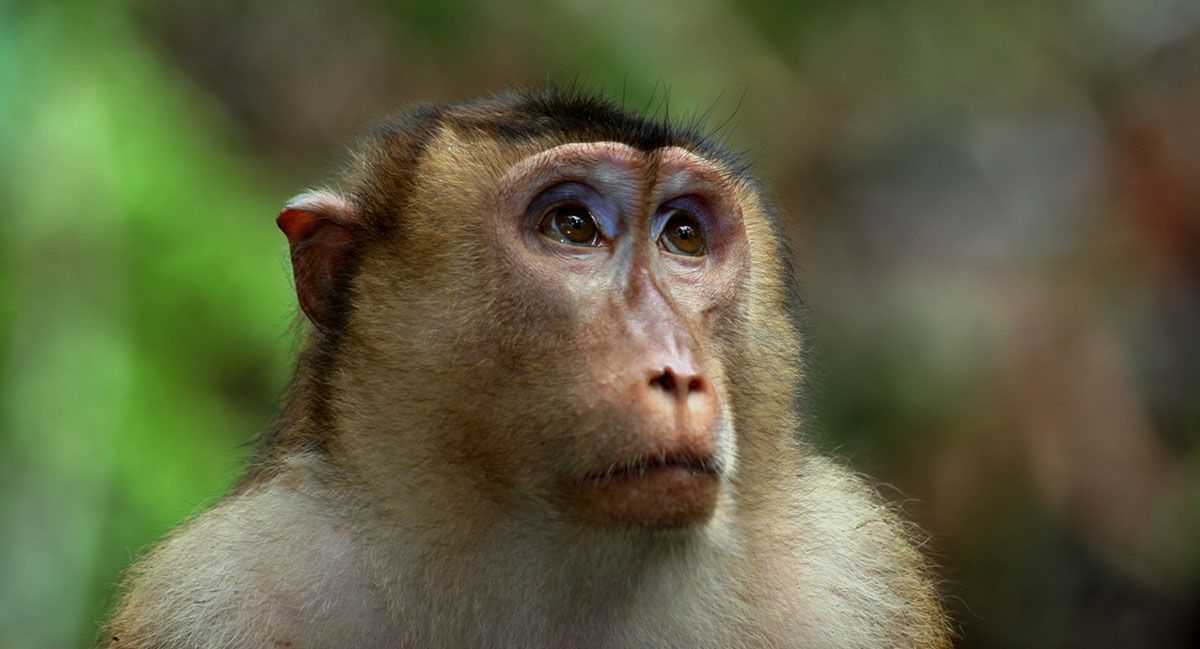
(307, 134, 758, 532)
(437, 140, 752, 530)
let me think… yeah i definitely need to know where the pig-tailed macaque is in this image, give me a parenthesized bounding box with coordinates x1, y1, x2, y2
(103, 89, 951, 648)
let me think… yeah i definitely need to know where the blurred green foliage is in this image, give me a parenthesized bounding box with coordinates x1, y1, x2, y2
(0, 5, 297, 644)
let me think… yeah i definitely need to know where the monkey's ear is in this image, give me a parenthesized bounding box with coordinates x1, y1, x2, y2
(276, 190, 359, 330)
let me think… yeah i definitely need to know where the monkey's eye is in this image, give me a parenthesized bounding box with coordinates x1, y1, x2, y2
(659, 211, 706, 256)
(538, 201, 600, 246)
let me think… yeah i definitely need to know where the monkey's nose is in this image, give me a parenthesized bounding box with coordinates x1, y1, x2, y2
(645, 366, 717, 425)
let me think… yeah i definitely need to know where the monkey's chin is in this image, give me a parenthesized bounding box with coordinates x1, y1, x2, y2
(571, 464, 720, 530)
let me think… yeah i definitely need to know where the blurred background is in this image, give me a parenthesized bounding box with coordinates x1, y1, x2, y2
(1, 0, 1197, 646)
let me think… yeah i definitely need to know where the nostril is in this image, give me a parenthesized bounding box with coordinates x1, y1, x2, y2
(650, 370, 677, 394)
(649, 369, 707, 399)
(645, 367, 716, 421)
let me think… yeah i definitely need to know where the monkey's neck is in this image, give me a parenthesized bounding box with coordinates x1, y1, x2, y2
(345, 484, 748, 646)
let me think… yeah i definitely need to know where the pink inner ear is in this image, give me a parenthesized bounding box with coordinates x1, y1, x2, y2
(276, 192, 358, 329)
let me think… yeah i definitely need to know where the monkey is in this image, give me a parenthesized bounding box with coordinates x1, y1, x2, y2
(102, 88, 951, 649)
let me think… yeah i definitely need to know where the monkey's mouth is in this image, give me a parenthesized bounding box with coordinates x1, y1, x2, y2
(583, 450, 721, 483)
(572, 449, 722, 529)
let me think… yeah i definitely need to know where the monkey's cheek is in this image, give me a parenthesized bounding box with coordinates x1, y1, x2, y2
(569, 468, 719, 530)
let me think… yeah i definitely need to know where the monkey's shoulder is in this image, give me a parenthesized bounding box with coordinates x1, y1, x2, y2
(769, 456, 952, 648)
(103, 480, 386, 649)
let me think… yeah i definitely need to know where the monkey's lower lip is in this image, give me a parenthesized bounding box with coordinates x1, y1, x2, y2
(571, 453, 720, 529)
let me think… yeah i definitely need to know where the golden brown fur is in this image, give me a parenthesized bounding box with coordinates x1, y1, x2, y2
(103, 89, 951, 648)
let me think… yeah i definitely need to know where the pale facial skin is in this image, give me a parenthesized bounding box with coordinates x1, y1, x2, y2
(484, 142, 751, 529)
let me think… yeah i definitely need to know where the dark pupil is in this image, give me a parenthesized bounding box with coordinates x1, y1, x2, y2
(665, 213, 704, 255)
(562, 213, 585, 232)
(555, 207, 594, 242)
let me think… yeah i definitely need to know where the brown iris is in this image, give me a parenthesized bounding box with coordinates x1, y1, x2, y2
(659, 211, 705, 256)
(538, 202, 599, 246)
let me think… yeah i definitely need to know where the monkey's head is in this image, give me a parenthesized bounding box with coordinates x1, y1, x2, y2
(273, 90, 802, 533)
